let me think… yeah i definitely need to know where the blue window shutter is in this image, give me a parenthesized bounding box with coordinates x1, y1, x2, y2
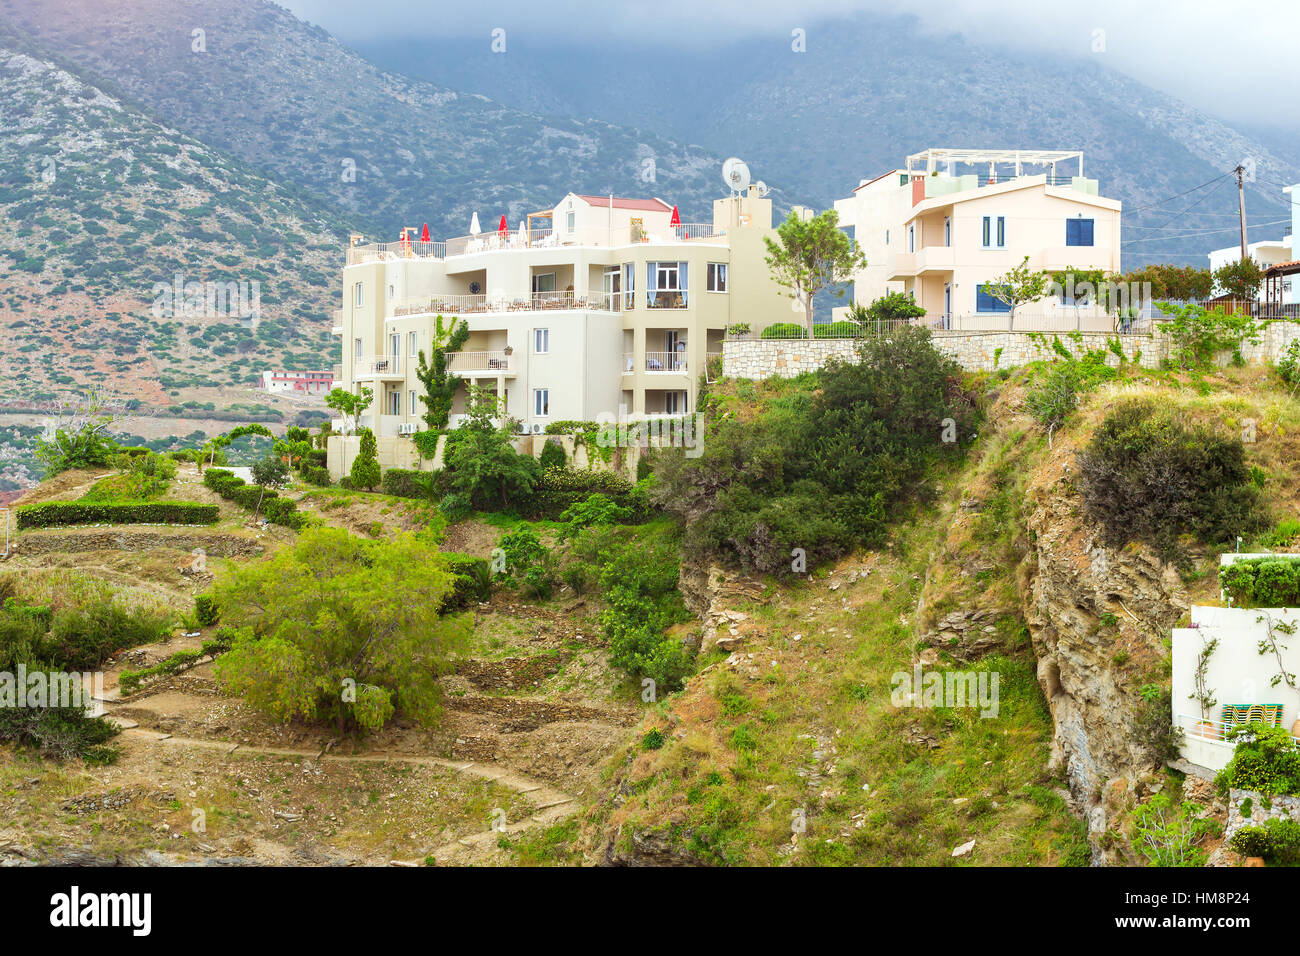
(1066, 220, 1079, 245)
(1081, 219, 1094, 246)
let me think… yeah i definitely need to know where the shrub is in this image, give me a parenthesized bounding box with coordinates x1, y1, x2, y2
(558, 493, 632, 536)
(1025, 352, 1116, 435)
(1131, 793, 1217, 866)
(439, 493, 471, 523)
(1077, 399, 1264, 560)
(443, 553, 492, 611)
(760, 322, 807, 340)
(349, 428, 381, 491)
(496, 526, 555, 599)
(1229, 818, 1300, 863)
(529, 468, 638, 520)
(381, 467, 424, 499)
(194, 595, 220, 627)
(1220, 557, 1300, 608)
(812, 320, 862, 338)
(1277, 339, 1300, 387)
(1216, 722, 1300, 796)
(538, 439, 567, 470)
(16, 501, 219, 528)
(303, 465, 332, 487)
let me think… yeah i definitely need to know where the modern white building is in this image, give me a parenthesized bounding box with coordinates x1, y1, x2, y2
(834, 148, 1123, 330)
(1208, 179, 1300, 304)
(260, 369, 335, 394)
(332, 187, 790, 440)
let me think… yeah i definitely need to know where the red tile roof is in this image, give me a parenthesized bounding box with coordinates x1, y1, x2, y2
(574, 195, 672, 212)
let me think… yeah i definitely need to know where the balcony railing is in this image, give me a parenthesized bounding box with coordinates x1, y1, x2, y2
(445, 350, 512, 373)
(391, 291, 616, 317)
(354, 355, 402, 378)
(1176, 713, 1300, 747)
(645, 351, 687, 372)
(646, 290, 688, 309)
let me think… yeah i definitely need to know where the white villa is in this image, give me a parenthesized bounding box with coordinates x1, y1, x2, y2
(834, 148, 1123, 329)
(331, 186, 790, 447)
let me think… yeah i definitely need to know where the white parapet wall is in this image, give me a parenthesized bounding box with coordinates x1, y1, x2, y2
(722, 320, 1300, 378)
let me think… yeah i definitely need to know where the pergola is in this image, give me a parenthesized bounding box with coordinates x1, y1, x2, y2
(525, 210, 553, 246)
(904, 148, 1084, 180)
(1265, 260, 1300, 316)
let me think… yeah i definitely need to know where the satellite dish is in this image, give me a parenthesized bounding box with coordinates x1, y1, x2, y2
(755, 180, 770, 197)
(722, 157, 751, 194)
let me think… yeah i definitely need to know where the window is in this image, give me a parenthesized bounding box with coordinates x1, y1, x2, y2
(408, 331, 417, 356)
(354, 338, 362, 360)
(975, 284, 1012, 313)
(622, 263, 636, 310)
(534, 328, 549, 353)
(353, 282, 363, 307)
(664, 391, 687, 414)
(388, 284, 395, 301)
(943, 217, 951, 247)
(567, 210, 575, 233)
(531, 272, 556, 295)
(907, 225, 915, 253)
(389, 390, 400, 415)
(885, 229, 890, 246)
(647, 261, 688, 308)
(534, 388, 549, 417)
(982, 216, 1006, 249)
(707, 263, 728, 292)
(1066, 218, 1095, 247)
(409, 390, 417, 416)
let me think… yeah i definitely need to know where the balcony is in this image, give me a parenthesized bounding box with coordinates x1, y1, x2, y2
(391, 291, 616, 318)
(444, 350, 515, 374)
(645, 351, 687, 373)
(354, 355, 403, 380)
(331, 309, 343, 335)
(887, 246, 955, 280)
(646, 290, 688, 310)
(347, 224, 726, 265)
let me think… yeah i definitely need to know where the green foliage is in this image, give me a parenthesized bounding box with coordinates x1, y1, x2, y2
(855, 291, 926, 326)
(1229, 818, 1300, 864)
(759, 322, 807, 339)
(1025, 350, 1116, 434)
(1213, 257, 1265, 301)
(1131, 793, 1217, 867)
(251, 452, 289, 489)
(303, 465, 332, 487)
(324, 387, 373, 437)
(349, 428, 381, 491)
(1133, 684, 1184, 764)
(496, 526, 556, 600)
(984, 256, 1049, 323)
(444, 387, 538, 510)
(1120, 263, 1213, 301)
(1277, 339, 1300, 387)
(763, 209, 865, 334)
(439, 493, 471, 523)
(194, 594, 220, 627)
(1220, 557, 1300, 608)
(1157, 302, 1261, 369)
(658, 326, 973, 573)
(1215, 722, 1300, 796)
(202, 468, 305, 529)
(15, 500, 218, 528)
(212, 526, 470, 733)
(414, 314, 470, 430)
(35, 420, 117, 476)
(538, 439, 567, 470)
(443, 554, 493, 610)
(119, 629, 235, 695)
(641, 728, 666, 750)
(529, 468, 643, 520)
(559, 493, 632, 537)
(1077, 399, 1264, 560)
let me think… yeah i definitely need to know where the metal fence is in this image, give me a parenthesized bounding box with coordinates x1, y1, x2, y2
(728, 313, 1156, 341)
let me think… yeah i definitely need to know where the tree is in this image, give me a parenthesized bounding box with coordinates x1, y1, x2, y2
(349, 428, 381, 491)
(985, 256, 1049, 329)
(414, 314, 470, 430)
(211, 526, 471, 734)
(764, 209, 866, 335)
(1213, 257, 1265, 301)
(443, 386, 538, 510)
(850, 291, 925, 331)
(250, 453, 289, 517)
(324, 386, 373, 475)
(1121, 264, 1213, 302)
(34, 391, 121, 476)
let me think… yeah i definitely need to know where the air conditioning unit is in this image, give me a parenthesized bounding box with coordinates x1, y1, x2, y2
(531, 423, 543, 434)
(397, 422, 417, 435)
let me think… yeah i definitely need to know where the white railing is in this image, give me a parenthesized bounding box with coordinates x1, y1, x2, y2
(348, 222, 727, 263)
(390, 292, 615, 317)
(1176, 713, 1300, 746)
(646, 290, 689, 309)
(645, 351, 687, 372)
(445, 350, 512, 373)
(354, 355, 402, 377)
(622, 352, 634, 373)
(347, 240, 448, 264)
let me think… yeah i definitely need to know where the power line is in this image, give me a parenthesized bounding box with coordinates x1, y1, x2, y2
(1122, 218, 1290, 245)
(1126, 172, 1233, 213)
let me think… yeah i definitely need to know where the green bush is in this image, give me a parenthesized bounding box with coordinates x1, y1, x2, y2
(1220, 557, 1300, 608)
(496, 526, 555, 599)
(559, 493, 632, 536)
(303, 465, 332, 487)
(443, 554, 492, 611)
(529, 468, 639, 520)
(439, 493, 471, 523)
(812, 320, 862, 338)
(194, 594, 220, 626)
(381, 467, 426, 499)
(350, 428, 381, 491)
(1077, 399, 1265, 560)
(1216, 722, 1300, 796)
(760, 322, 807, 339)
(16, 501, 219, 528)
(538, 439, 568, 470)
(1229, 818, 1300, 863)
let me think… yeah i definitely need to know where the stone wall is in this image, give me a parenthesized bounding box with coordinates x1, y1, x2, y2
(723, 320, 1300, 378)
(1225, 788, 1300, 842)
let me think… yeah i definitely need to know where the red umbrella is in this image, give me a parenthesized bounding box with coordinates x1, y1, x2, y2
(669, 205, 681, 227)
(420, 223, 430, 243)
(497, 215, 509, 235)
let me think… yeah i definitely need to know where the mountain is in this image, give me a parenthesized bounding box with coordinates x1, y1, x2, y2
(0, 0, 742, 241)
(353, 15, 1300, 268)
(0, 25, 346, 410)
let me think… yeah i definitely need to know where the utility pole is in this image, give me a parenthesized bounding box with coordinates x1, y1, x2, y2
(1236, 164, 1248, 261)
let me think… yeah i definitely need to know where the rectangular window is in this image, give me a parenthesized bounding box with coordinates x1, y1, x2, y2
(908, 225, 915, 253)
(1066, 218, 1095, 247)
(409, 390, 416, 416)
(408, 331, 417, 356)
(982, 216, 991, 248)
(975, 284, 1012, 313)
(354, 338, 362, 360)
(622, 262, 635, 309)
(534, 328, 549, 354)
(389, 390, 400, 415)
(567, 210, 575, 232)
(944, 217, 951, 247)
(707, 263, 728, 292)
(885, 229, 890, 245)
(996, 216, 1006, 248)
(353, 282, 363, 307)
(531, 272, 556, 295)
(534, 388, 549, 417)
(647, 261, 688, 308)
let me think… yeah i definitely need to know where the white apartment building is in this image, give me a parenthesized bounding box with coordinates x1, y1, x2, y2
(333, 187, 789, 439)
(834, 148, 1123, 330)
(260, 369, 335, 394)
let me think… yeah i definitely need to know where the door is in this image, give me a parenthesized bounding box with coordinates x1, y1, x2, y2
(389, 333, 400, 372)
(604, 267, 621, 311)
(943, 284, 951, 329)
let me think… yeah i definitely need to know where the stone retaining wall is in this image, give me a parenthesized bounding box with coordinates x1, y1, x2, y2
(1225, 788, 1300, 841)
(723, 320, 1300, 378)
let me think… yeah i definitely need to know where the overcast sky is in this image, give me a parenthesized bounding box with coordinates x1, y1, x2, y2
(281, 0, 1298, 130)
